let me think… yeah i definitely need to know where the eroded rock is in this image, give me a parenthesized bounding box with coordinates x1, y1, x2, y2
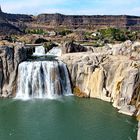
(60, 53, 140, 116)
(62, 41, 87, 54)
(0, 45, 29, 97)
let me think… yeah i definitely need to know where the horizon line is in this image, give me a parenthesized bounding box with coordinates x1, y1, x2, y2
(1, 10, 140, 17)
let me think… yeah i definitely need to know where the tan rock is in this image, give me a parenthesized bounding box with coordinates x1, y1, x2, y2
(86, 67, 104, 98)
(0, 45, 29, 97)
(60, 52, 140, 116)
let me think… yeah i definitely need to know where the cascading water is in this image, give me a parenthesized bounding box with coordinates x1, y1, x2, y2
(47, 47, 62, 56)
(15, 46, 72, 99)
(33, 46, 45, 56)
(33, 45, 62, 57)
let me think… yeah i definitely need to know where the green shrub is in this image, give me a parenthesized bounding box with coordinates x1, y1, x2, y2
(25, 29, 47, 35)
(98, 28, 138, 42)
(57, 29, 73, 36)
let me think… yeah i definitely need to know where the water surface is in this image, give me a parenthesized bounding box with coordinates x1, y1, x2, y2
(0, 97, 137, 140)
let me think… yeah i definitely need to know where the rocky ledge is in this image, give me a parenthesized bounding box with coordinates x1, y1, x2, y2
(60, 40, 140, 140)
(60, 41, 140, 115)
(60, 52, 140, 116)
(0, 44, 33, 97)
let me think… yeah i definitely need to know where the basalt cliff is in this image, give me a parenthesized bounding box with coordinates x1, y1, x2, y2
(59, 41, 140, 140)
(0, 44, 33, 97)
(36, 14, 140, 30)
(1, 8, 140, 35)
(60, 41, 140, 117)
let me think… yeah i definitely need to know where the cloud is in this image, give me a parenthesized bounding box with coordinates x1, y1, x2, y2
(42, 8, 140, 16)
(99, 0, 136, 4)
(1, 0, 67, 14)
(1, 0, 140, 15)
(130, 7, 140, 14)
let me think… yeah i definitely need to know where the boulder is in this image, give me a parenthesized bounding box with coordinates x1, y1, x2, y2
(123, 40, 132, 47)
(62, 41, 87, 54)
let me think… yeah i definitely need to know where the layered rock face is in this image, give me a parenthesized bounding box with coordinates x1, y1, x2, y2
(1, 9, 140, 35)
(60, 51, 140, 116)
(60, 41, 140, 140)
(0, 44, 33, 97)
(84, 40, 140, 59)
(0, 9, 33, 35)
(0, 12, 22, 35)
(62, 41, 87, 53)
(37, 14, 140, 30)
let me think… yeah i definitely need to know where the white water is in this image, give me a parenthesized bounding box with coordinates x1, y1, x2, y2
(33, 46, 45, 56)
(15, 61, 72, 99)
(47, 47, 62, 56)
(33, 45, 62, 57)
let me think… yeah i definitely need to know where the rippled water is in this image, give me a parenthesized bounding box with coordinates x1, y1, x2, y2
(0, 97, 137, 140)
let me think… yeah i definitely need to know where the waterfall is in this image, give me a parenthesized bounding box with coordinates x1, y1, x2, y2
(47, 47, 62, 56)
(15, 60, 72, 99)
(32, 46, 62, 57)
(33, 46, 45, 56)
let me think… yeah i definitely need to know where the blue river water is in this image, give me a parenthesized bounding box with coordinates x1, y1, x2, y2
(0, 97, 137, 140)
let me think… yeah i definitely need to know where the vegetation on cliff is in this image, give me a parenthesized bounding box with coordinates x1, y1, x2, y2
(83, 28, 138, 46)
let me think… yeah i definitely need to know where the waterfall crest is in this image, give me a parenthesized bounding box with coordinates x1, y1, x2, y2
(47, 47, 62, 56)
(32, 45, 62, 57)
(33, 46, 45, 56)
(15, 61, 72, 99)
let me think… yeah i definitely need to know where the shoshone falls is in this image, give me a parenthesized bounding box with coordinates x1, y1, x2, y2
(0, 44, 139, 140)
(15, 46, 71, 99)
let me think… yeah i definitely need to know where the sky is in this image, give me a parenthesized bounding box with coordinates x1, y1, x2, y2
(0, 0, 140, 16)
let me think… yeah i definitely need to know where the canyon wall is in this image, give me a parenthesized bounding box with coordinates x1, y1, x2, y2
(60, 53, 140, 116)
(1, 9, 140, 35)
(60, 42, 140, 117)
(60, 45, 140, 140)
(36, 14, 140, 30)
(0, 12, 22, 35)
(0, 9, 33, 35)
(0, 44, 33, 97)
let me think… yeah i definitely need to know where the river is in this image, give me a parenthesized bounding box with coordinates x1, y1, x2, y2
(0, 97, 137, 140)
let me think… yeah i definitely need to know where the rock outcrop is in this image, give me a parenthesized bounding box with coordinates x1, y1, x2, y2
(85, 40, 140, 60)
(37, 14, 140, 30)
(62, 41, 87, 54)
(1, 9, 140, 35)
(0, 8, 33, 35)
(0, 44, 33, 97)
(0, 12, 22, 35)
(60, 51, 140, 116)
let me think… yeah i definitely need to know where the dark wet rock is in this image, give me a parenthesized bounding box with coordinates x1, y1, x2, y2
(62, 41, 87, 54)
